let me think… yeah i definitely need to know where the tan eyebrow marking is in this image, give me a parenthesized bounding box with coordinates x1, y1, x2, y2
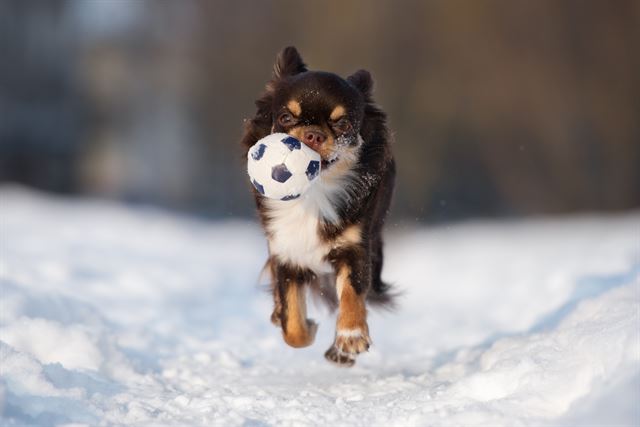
(287, 100, 302, 117)
(330, 105, 346, 121)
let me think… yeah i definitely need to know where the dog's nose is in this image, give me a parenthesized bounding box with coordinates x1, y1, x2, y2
(303, 130, 326, 149)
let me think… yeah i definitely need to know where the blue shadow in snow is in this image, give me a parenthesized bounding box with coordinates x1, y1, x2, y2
(528, 264, 639, 334)
(427, 264, 639, 373)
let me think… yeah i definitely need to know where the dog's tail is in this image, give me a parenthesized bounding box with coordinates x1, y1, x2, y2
(367, 280, 401, 311)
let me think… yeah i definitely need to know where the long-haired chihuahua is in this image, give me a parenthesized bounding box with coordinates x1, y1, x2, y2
(241, 47, 395, 367)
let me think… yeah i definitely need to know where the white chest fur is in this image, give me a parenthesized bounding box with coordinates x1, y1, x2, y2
(264, 164, 354, 273)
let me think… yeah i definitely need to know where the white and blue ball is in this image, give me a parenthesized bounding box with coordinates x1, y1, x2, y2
(247, 133, 321, 200)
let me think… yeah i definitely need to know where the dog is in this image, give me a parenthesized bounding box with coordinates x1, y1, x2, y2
(241, 47, 395, 367)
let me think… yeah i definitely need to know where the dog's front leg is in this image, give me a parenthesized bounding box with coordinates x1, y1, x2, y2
(325, 246, 372, 366)
(271, 261, 318, 348)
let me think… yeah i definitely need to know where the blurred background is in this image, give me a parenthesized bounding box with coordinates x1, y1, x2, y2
(1, 0, 638, 223)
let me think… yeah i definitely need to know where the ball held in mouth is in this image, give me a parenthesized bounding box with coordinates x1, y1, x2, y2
(247, 133, 322, 201)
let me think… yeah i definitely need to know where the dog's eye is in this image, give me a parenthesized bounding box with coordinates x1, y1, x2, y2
(278, 112, 295, 127)
(333, 118, 352, 133)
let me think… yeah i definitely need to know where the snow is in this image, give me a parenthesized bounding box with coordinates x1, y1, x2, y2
(1, 186, 639, 426)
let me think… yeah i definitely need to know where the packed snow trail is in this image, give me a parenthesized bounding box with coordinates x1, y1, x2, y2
(0, 188, 638, 426)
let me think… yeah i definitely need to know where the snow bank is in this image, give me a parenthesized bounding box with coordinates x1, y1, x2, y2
(0, 187, 638, 426)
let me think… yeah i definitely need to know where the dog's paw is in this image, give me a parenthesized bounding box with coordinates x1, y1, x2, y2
(335, 328, 371, 355)
(282, 318, 318, 348)
(324, 328, 371, 366)
(324, 345, 356, 367)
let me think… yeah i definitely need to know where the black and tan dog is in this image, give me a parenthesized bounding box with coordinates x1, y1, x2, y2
(241, 47, 395, 367)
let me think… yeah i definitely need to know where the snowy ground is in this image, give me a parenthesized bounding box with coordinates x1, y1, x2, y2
(1, 187, 639, 426)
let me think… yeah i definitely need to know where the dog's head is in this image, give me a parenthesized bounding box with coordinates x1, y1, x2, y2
(263, 47, 374, 169)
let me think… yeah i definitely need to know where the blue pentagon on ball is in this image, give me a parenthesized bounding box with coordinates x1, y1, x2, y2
(251, 143, 267, 161)
(281, 194, 300, 201)
(271, 163, 292, 183)
(252, 179, 265, 195)
(281, 136, 301, 151)
(305, 160, 320, 181)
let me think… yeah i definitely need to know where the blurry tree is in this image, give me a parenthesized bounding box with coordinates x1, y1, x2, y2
(0, 0, 84, 193)
(1, 0, 639, 222)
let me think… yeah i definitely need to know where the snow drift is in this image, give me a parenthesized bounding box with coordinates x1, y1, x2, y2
(0, 187, 638, 426)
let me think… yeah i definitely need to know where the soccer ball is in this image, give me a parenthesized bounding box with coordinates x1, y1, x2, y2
(247, 133, 321, 200)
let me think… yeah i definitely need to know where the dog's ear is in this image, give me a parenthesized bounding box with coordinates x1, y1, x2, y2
(347, 69, 374, 98)
(273, 46, 307, 79)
